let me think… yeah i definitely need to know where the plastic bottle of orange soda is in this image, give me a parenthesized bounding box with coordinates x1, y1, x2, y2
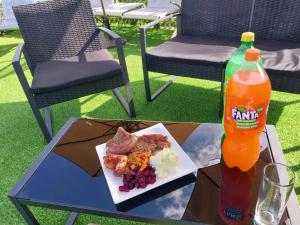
(222, 48, 271, 172)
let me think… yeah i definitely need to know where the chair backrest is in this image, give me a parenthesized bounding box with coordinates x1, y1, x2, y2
(2, 0, 33, 20)
(148, 0, 181, 10)
(250, 0, 300, 42)
(180, 0, 253, 40)
(89, 0, 113, 8)
(13, 0, 103, 68)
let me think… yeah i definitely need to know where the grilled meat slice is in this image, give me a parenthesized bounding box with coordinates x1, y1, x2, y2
(133, 134, 171, 153)
(106, 127, 138, 155)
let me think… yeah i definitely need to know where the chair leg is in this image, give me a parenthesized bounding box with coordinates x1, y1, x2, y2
(219, 69, 225, 118)
(65, 212, 78, 225)
(28, 99, 52, 142)
(44, 107, 53, 137)
(113, 83, 136, 117)
(143, 67, 176, 102)
(143, 67, 152, 101)
(124, 83, 136, 117)
(151, 76, 177, 100)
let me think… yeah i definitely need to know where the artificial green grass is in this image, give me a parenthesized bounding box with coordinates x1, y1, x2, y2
(0, 24, 299, 224)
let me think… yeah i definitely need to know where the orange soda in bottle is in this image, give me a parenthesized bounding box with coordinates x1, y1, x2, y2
(222, 48, 271, 172)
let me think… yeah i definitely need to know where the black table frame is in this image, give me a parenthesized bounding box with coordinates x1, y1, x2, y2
(8, 118, 300, 225)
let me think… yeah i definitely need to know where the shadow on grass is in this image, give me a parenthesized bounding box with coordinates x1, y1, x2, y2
(295, 187, 300, 196)
(0, 79, 295, 139)
(77, 79, 293, 127)
(0, 60, 29, 80)
(0, 62, 13, 76)
(284, 146, 300, 154)
(290, 164, 300, 172)
(0, 42, 19, 79)
(267, 99, 300, 125)
(0, 43, 19, 58)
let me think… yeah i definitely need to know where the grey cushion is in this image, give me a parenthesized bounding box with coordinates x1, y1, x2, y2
(146, 35, 237, 67)
(256, 40, 300, 75)
(31, 50, 122, 94)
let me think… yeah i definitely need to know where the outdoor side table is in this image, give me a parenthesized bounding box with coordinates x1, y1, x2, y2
(8, 118, 300, 225)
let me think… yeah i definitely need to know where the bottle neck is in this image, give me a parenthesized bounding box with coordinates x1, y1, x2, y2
(245, 60, 258, 65)
(241, 41, 254, 48)
(243, 60, 263, 73)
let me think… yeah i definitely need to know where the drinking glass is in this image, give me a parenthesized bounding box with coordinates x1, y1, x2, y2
(254, 163, 295, 225)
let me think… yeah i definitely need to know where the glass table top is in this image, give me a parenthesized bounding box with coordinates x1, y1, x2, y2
(16, 119, 287, 225)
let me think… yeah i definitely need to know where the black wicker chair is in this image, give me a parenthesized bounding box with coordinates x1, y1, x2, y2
(12, 0, 135, 142)
(141, 0, 300, 115)
(141, 0, 253, 115)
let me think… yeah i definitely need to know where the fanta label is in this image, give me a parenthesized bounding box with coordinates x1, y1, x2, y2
(232, 105, 267, 129)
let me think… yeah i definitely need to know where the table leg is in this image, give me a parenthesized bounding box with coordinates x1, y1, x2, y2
(65, 212, 78, 225)
(11, 196, 78, 225)
(10, 197, 39, 225)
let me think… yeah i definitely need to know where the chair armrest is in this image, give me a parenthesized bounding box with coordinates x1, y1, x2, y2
(121, 3, 146, 16)
(140, 13, 178, 31)
(12, 44, 32, 94)
(98, 27, 121, 40)
(97, 27, 130, 82)
(170, 0, 181, 9)
(140, 14, 179, 54)
(12, 44, 24, 66)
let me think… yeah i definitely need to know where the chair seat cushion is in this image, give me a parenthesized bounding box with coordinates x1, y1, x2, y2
(146, 35, 237, 67)
(31, 50, 123, 94)
(256, 40, 300, 73)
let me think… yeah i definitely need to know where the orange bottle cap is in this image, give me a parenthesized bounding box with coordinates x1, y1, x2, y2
(245, 48, 261, 61)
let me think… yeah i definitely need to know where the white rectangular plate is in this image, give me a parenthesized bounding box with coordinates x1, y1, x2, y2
(96, 123, 198, 204)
